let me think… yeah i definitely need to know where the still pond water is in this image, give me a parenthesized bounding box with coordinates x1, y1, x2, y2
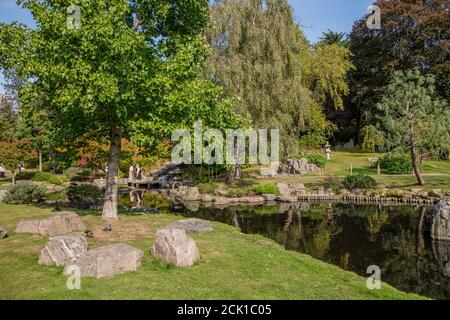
(122, 192, 450, 300)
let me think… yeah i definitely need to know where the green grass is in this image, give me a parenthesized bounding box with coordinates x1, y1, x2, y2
(0, 203, 425, 300)
(251, 151, 450, 192)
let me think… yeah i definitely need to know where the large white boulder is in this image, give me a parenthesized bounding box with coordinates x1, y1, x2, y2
(39, 235, 88, 266)
(64, 243, 144, 278)
(16, 212, 86, 236)
(150, 228, 199, 267)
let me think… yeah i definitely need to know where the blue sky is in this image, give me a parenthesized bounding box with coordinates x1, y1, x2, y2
(0, 0, 374, 92)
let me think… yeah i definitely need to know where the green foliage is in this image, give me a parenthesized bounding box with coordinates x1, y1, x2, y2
(0, 0, 244, 217)
(15, 171, 36, 180)
(47, 176, 63, 186)
(306, 153, 327, 168)
(0, 140, 36, 182)
(228, 188, 247, 197)
(197, 182, 217, 194)
(299, 133, 327, 149)
(380, 156, 412, 175)
(253, 184, 280, 195)
(342, 174, 377, 190)
(65, 184, 102, 208)
(207, 0, 351, 155)
(361, 125, 384, 152)
(0, 97, 18, 142)
(377, 68, 450, 185)
(318, 29, 348, 46)
(323, 176, 342, 193)
(31, 172, 52, 182)
(349, 0, 450, 126)
(3, 183, 45, 204)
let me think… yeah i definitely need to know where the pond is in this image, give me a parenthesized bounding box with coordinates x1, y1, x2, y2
(124, 192, 450, 299)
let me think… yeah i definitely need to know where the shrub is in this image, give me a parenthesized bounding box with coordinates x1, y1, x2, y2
(66, 184, 102, 208)
(63, 167, 80, 177)
(323, 176, 342, 193)
(48, 176, 63, 185)
(197, 182, 217, 194)
(15, 172, 36, 180)
(253, 184, 280, 195)
(306, 153, 327, 168)
(228, 188, 247, 197)
(70, 175, 84, 182)
(380, 156, 412, 174)
(342, 174, 377, 190)
(3, 183, 45, 204)
(31, 172, 53, 182)
(361, 125, 384, 152)
(299, 133, 327, 149)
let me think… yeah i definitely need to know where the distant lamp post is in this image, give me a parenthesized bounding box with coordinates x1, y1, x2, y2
(324, 142, 332, 160)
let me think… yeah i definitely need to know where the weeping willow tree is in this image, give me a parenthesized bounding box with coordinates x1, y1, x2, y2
(206, 0, 329, 155)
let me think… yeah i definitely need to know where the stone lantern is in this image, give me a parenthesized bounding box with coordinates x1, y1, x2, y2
(324, 141, 332, 160)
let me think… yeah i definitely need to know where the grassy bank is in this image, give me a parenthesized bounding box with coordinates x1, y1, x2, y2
(0, 203, 425, 300)
(246, 151, 450, 192)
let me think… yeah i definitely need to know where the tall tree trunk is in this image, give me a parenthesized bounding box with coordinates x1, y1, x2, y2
(411, 146, 424, 186)
(407, 100, 424, 186)
(11, 170, 16, 185)
(102, 127, 122, 220)
(38, 150, 43, 172)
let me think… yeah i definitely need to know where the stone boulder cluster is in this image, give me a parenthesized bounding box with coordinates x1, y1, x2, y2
(260, 159, 320, 177)
(13, 211, 212, 278)
(15, 211, 144, 278)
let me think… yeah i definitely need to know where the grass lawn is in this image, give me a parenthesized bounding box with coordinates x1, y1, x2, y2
(0, 203, 425, 300)
(248, 151, 450, 192)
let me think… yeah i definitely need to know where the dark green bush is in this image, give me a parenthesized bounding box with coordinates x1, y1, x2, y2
(253, 184, 280, 195)
(299, 133, 327, 149)
(66, 184, 102, 208)
(31, 172, 53, 182)
(3, 183, 45, 204)
(323, 176, 342, 193)
(306, 153, 327, 168)
(342, 174, 377, 190)
(69, 175, 84, 182)
(380, 156, 412, 174)
(29, 172, 65, 185)
(15, 172, 36, 180)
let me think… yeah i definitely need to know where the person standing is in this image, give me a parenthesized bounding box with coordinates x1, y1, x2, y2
(128, 165, 134, 181)
(135, 164, 142, 180)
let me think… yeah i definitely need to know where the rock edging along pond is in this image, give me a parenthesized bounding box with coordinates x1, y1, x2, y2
(167, 185, 437, 206)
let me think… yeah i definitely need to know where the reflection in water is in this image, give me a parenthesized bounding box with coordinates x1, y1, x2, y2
(121, 192, 450, 299)
(174, 201, 450, 300)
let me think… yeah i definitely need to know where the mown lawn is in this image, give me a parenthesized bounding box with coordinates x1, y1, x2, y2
(250, 151, 450, 192)
(0, 203, 425, 300)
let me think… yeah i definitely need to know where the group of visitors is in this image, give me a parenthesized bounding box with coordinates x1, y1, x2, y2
(128, 164, 143, 181)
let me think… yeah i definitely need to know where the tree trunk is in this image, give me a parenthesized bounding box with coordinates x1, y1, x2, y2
(12, 171, 16, 185)
(411, 146, 425, 186)
(102, 127, 122, 220)
(38, 150, 43, 172)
